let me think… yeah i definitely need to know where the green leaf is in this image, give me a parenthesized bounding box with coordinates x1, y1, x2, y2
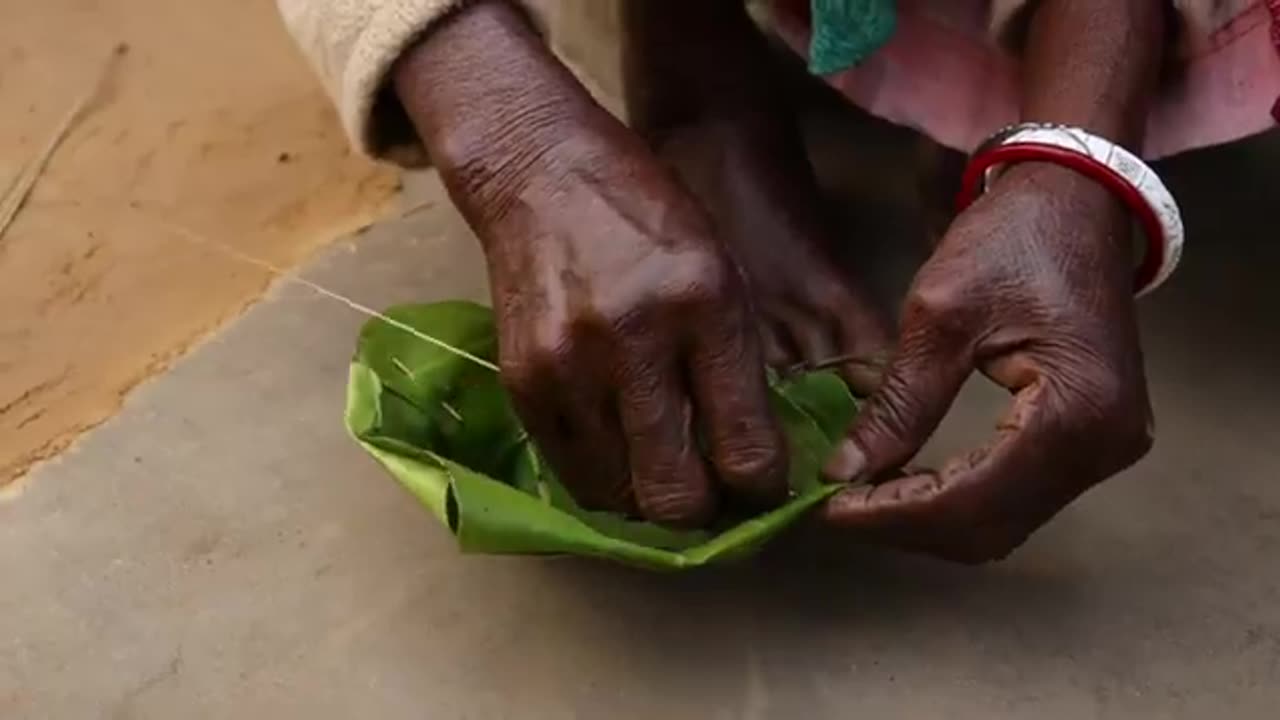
(775, 371, 859, 443)
(345, 302, 859, 571)
(770, 386, 837, 495)
(354, 301, 499, 407)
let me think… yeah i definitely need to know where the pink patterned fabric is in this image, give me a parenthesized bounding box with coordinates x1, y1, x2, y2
(770, 0, 1280, 158)
(1271, 0, 1280, 120)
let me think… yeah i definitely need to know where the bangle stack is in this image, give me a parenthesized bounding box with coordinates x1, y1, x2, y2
(956, 123, 1185, 297)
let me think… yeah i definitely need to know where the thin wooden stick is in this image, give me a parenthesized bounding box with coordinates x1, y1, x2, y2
(148, 212, 501, 373)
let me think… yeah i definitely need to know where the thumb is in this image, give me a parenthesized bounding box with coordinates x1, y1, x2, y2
(824, 318, 972, 483)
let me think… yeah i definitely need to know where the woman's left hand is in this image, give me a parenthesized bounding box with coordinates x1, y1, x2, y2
(821, 163, 1155, 563)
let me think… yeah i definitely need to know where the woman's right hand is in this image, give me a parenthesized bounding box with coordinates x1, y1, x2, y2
(393, 0, 788, 527)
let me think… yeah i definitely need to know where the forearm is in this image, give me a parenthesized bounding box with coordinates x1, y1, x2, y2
(621, 0, 783, 136)
(392, 0, 617, 235)
(620, 0, 828, 218)
(1022, 0, 1167, 147)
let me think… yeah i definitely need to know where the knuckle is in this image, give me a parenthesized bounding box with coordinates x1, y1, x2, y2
(622, 383, 672, 430)
(717, 440, 786, 487)
(500, 337, 572, 396)
(638, 485, 716, 528)
(668, 253, 735, 308)
(498, 358, 538, 397)
(905, 275, 967, 332)
(587, 298, 643, 338)
(597, 254, 743, 334)
(566, 311, 616, 344)
(529, 329, 574, 369)
(594, 257, 733, 330)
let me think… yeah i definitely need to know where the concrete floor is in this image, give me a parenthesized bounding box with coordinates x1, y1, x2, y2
(3, 132, 1280, 717)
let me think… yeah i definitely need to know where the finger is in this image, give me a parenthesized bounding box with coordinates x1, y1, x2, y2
(774, 304, 838, 365)
(977, 348, 1153, 517)
(825, 348, 1151, 564)
(758, 320, 798, 369)
(616, 359, 718, 528)
(830, 297, 893, 396)
(822, 473, 1028, 564)
(505, 367, 633, 514)
(687, 312, 788, 507)
(822, 373, 1064, 563)
(557, 392, 635, 512)
(823, 301, 972, 483)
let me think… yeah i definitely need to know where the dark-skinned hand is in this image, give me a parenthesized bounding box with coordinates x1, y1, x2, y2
(395, 0, 787, 528)
(822, 164, 1155, 563)
(621, 0, 889, 392)
(652, 116, 892, 394)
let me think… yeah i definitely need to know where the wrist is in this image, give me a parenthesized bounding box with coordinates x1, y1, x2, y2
(962, 123, 1185, 296)
(990, 162, 1129, 241)
(994, 163, 1119, 212)
(393, 0, 605, 226)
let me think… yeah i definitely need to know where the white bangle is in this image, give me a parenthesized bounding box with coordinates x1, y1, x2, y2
(962, 123, 1185, 297)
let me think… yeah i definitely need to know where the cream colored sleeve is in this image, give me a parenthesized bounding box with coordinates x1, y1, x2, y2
(277, 0, 545, 166)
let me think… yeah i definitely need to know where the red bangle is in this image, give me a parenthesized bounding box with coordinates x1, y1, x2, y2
(955, 142, 1167, 295)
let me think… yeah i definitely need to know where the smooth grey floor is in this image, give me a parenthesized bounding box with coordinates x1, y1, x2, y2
(2, 132, 1279, 718)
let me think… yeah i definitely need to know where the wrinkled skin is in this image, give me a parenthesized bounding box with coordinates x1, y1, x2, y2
(395, 1, 787, 527)
(823, 164, 1155, 563)
(620, 0, 891, 390)
(396, 0, 1166, 555)
(479, 135, 791, 527)
(649, 119, 891, 393)
(820, 0, 1167, 562)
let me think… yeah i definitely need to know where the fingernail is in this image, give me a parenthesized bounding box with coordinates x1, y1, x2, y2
(823, 440, 866, 481)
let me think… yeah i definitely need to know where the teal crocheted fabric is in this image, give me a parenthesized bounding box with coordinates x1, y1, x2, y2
(808, 0, 897, 75)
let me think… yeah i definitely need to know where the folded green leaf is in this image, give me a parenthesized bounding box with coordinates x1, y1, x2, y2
(345, 302, 858, 571)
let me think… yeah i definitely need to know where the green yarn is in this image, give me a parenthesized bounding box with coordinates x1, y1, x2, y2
(808, 0, 897, 75)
